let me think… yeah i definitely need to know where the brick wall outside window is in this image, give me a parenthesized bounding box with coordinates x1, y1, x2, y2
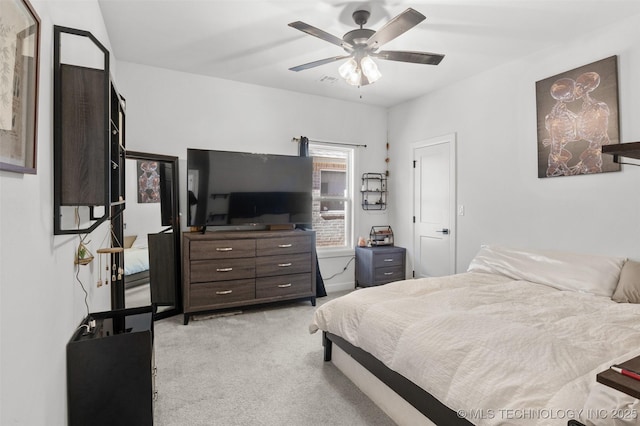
(312, 158, 346, 247)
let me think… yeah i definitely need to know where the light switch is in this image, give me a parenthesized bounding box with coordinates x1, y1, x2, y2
(458, 205, 465, 216)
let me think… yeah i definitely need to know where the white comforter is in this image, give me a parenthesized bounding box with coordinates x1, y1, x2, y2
(310, 272, 640, 425)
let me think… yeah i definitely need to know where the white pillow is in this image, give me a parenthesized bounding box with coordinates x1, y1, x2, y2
(131, 234, 149, 249)
(468, 245, 625, 297)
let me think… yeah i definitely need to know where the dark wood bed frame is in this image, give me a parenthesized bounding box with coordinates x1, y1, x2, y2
(322, 331, 586, 426)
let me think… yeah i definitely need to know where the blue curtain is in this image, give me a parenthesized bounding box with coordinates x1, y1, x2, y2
(298, 136, 309, 157)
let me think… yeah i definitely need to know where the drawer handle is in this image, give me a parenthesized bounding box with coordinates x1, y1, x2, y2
(278, 262, 292, 267)
(216, 267, 233, 272)
(277, 283, 292, 288)
(383, 258, 394, 262)
(216, 290, 233, 295)
(216, 247, 233, 252)
(384, 272, 394, 276)
(278, 244, 292, 248)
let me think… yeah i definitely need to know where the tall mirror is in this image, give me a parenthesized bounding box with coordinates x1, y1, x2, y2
(123, 151, 181, 319)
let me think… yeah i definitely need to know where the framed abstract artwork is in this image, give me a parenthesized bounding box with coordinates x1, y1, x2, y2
(137, 160, 161, 203)
(535, 56, 620, 178)
(0, 0, 40, 174)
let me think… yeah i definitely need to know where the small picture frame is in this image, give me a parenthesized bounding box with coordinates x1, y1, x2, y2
(137, 160, 161, 203)
(0, 0, 40, 174)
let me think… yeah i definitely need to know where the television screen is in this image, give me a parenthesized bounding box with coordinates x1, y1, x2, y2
(186, 149, 313, 230)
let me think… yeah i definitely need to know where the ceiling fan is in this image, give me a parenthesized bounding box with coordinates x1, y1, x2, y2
(288, 8, 444, 86)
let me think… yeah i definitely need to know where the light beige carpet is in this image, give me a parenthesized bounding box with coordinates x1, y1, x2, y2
(152, 292, 396, 425)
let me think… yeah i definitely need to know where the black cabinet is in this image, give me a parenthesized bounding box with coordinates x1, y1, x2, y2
(67, 307, 154, 426)
(58, 64, 107, 206)
(355, 246, 406, 287)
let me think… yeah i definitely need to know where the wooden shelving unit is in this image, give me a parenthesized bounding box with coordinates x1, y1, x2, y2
(53, 26, 127, 236)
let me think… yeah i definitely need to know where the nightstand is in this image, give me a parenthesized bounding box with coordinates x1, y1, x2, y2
(355, 245, 406, 287)
(596, 355, 640, 398)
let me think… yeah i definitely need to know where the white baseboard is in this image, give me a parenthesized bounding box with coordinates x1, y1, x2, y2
(324, 281, 354, 293)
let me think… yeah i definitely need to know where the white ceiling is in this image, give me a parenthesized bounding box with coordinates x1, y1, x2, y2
(98, 0, 640, 108)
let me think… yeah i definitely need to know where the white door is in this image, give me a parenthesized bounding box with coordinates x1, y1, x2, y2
(413, 134, 456, 278)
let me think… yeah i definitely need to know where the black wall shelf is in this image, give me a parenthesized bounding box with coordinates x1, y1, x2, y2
(602, 141, 640, 163)
(361, 173, 387, 210)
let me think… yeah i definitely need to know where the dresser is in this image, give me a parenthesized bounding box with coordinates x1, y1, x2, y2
(183, 230, 316, 324)
(355, 245, 406, 287)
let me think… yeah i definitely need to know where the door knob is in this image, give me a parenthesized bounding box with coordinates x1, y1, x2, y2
(435, 228, 449, 235)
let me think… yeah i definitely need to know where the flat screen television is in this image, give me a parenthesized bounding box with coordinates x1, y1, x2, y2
(186, 149, 313, 230)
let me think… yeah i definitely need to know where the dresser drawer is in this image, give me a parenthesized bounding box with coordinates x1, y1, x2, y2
(256, 253, 311, 277)
(190, 258, 255, 283)
(190, 239, 255, 260)
(372, 251, 404, 268)
(188, 279, 255, 308)
(374, 266, 405, 285)
(256, 273, 312, 299)
(256, 235, 311, 257)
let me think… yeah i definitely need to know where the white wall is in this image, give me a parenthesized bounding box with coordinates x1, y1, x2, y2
(0, 1, 114, 425)
(114, 61, 389, 291)
(388, 13, 640, 274)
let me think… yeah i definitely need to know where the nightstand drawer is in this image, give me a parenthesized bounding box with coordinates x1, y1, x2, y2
(374, 266, 404, 284)
(256, 253, 311, 277)
(190, 239, 255, 260)
(190, 258, 255, 283)
(256, 273, 312, 299)
(189, 279, 255, 308)
(373, 251, 404, 268)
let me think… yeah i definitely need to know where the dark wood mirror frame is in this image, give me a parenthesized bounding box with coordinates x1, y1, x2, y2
(123, 150, 182, 320)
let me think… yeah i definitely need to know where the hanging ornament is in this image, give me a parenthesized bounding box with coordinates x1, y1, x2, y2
(75, 235, 94, 266)
(97, 223, 125, 284)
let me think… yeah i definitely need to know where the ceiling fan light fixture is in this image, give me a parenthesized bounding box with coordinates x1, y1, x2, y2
(289, 8, 443, 88)
(345, 68, 362, 86)
(360, 55, 382, 83)
(339, 57, 358, 79)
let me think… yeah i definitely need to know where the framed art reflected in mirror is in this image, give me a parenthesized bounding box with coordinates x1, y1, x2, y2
(0, 0, 40, 174)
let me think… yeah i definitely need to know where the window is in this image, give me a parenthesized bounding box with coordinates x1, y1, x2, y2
(309, 144, 353, 248)
(320, 170, 346, 213)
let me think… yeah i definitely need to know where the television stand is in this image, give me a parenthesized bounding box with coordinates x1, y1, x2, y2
(182, 229, 316, 324)
(268, 224, 295, 231)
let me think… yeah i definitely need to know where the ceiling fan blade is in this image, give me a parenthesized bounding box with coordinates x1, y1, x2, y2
(288, 21, 353, 50)
(289, 55, 352, 72)
(366, 8, 426, 48)
(375, 50, 444, 65)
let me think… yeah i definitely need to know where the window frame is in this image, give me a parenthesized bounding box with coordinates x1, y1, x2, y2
(309, 143, 354, 251)
(319, 169, 347, 217)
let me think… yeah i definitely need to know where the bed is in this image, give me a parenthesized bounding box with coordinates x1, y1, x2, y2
(123, 235, 150, 289)
(310, 245, 640, 426)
